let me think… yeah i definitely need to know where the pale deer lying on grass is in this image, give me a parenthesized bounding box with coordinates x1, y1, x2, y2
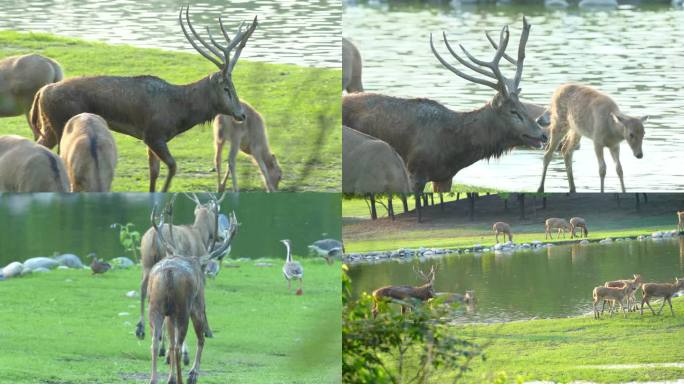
(60, 113, 117, 192)
(640, 278, 684, 316)
(605, 274, 641, 312)
(492, 222, 512, 243)
(147, 197, 237, 384)
(545, 218, 570, 239)
(372, 266, 436, 318)
(213, 102, 281, 192)
(569, 217, 588, 238)
(593, 284, 630, 319)
(0, 135, 68, 192)
(677, 211, 684, 232)
(342, 38, 364, 93)
(538, 84, 648, 193)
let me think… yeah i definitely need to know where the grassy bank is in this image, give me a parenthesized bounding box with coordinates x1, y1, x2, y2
(0, 259, 341, 383)
(457, 297, 684, 383)
(0, 31, 340, 192)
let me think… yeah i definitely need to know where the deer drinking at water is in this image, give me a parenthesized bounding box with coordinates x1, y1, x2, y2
(29, 6, 257, 192)
(371, 266, 436, 318)
(538, 84, 647, 193)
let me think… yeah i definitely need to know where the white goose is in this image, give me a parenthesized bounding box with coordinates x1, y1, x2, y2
(281, 239, 303, 292)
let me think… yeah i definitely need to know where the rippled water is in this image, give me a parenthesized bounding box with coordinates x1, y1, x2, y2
(0, 0, 340, 68)
(348, 238, 684, 323)
(344, 3, 684, 191)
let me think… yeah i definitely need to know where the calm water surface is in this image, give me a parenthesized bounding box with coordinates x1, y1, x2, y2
(348, 238, 684, 323)
(0, 0, 340, 68)
(344, 3, 684, 191)
(0, 193, 340, 266)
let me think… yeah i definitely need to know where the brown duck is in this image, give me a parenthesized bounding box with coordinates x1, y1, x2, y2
(89, 253, 111, 275)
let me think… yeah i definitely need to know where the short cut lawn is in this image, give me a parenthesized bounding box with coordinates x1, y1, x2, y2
(0, 259, 341, 384)
(0, 31, 341, 192)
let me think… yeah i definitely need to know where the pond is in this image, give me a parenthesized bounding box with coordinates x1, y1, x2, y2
(343, 2, 684, 192)
(0, 192, 340, 266)
(347, 238, 684, 323)
(0, 0, 340, 68)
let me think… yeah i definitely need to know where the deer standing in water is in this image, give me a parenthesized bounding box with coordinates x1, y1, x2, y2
(371, 266, 436, 318)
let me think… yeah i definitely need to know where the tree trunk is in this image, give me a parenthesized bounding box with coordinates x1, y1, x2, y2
(369, 193, 377, 220)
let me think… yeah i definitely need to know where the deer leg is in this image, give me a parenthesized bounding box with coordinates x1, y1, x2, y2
(609, 145, 625, 193)
(146, 140, 177, 193)
(147, 148, 161, 193)
(137, 274, 149, 340)
(601, 299, 607, 315)
(149, 312, 163, 384)
(657, 298, 666, 315)
(227, 140, 240, 192)
(188, 309, 206, 384)
(668, 297, 674, 316)
(594, 143, 607, 193)
(495, 233, 499, 243)
(562, 148, 577, 193)
(256, 157, 275, 192)
(538, 128, 565, 193)
(214, 138, 224, 192)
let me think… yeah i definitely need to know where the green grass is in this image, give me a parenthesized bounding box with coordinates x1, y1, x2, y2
(0, 258, 341, 383)
(455, 297, 684, 383)
(0, 31, 340, 192)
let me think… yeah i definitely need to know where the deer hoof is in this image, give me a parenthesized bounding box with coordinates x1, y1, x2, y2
(188, 370, 199, 384)
(204, 329, 213, 338)
(135, 322, 145, 340)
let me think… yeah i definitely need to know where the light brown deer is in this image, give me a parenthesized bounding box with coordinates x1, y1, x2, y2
(605, 274, 641, 312)
(342, 125, 411, 193)
(677, 211, 684, 232)
(0, 135, 68, 192)
(29, 6, 257, 192)
(640, 278, 684, 316)
(147, 197, 237, 384)
(343, 18, 546, 212)
(538, 84, 648, 193)
(212, 102, 281, 192)
(439, 290, 476, 306)
(569, 217, 588, 238)
(371, 266, 436, 318)
(593, 284, 630, 319)
(60, 113, 117, 192)
(545, 218, 570, 239)
(342, 37, 364, 93)
(0, 54, 63, 124)
(492, 222, 512, 243)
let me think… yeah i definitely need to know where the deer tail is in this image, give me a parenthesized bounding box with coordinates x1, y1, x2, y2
(87, 131, 103, 192)
(29, 90, 43, 142)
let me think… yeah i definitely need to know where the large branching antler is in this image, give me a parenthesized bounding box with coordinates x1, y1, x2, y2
(179, 5, 258, 75)
(205, 211, 238, 261)
(413, 265, 436, 284)
(430, 17, 531, 96)
(151, 194, 179, 256)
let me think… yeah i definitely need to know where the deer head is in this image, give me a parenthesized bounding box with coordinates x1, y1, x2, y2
(610, 113, 647, 159)
(430, 17, 547, 148)
(179, 5, 257, 122)
(413, 265, 436, 296)
(183, 192, 229, 247)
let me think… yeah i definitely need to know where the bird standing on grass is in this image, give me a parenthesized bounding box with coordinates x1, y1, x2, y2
(281, 239, 303, 294)
(308, 238, 344, 264)
(88, 253, 111, 275)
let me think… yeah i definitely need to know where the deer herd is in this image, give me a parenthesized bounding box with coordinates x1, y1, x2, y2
(343, 17, 648, 196)
(0, 6, 283, 193)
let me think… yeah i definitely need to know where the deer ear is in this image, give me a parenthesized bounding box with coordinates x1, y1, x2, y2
(610, 112, 625, 125)
(640, 115, 649, 123)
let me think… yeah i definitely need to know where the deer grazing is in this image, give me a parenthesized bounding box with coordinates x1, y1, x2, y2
(677, 211, 684, 232)
(147, 197, 237, 384)
(29, 6, 257, 192)
(0, 135, 68, 192)
(342, 126, 411, 193)
(371, 266, 436, 318)
(604, 274, 641, 312)
(60, 113, 117, 192)
(342, 38, 364, 93)
(569, 217, 588, 238)
(0, 54, 63, 124)
(538, 84, 648, 193)
(545, 218, 570, 239)
(640, 277, 684, 316)
(592, 284, 630, 319)
(212, 102, 281, 192)
(343, 18, 546, 212)
(492, 222, 513, 243)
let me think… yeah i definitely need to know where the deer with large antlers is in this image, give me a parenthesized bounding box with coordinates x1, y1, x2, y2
(147, 196, 237, 384)
(371, 265, 436, 318)
(29, 6, 257, 192)
(343, 18, 546, 214)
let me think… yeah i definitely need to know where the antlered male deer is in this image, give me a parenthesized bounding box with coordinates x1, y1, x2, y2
(0, 54, 63, 124)
(147, 198, 237, 384)
(343, 18, 546, 212)
(342, 38, 363, 93)
(545, 218, 570, 239)
(29, 6, 257, 192)
(492, 222, 512, 243)
(592, 284, 630, 319)
(605, 274, 641, 312)
(212, 102, 281, 192)
(677, 211, 684, 232)
(538, 84, 648, 193)
(569, 217, 588, 238)
(0, 135, 68, 192)
(371, 266, 436, 318)
(60, 113, 117, 192)
(342, 126, 411, 193)
(640, 278, 684, 316)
